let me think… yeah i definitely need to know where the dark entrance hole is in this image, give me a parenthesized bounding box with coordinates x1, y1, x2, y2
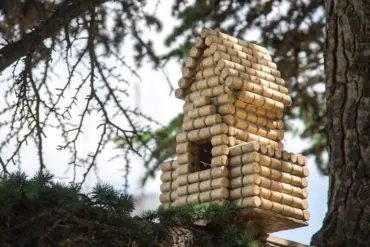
(197, 142, 212, 170)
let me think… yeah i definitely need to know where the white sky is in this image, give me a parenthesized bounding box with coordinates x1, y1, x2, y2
(0, 1, 329, 245)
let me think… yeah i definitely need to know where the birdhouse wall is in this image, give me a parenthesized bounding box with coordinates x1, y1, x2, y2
(159, 28, 310, 233)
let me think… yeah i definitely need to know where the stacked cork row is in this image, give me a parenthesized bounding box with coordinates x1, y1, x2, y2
(175, 28, 290, 150)
(159, 160, 178, 208)
(228, 142, 310, 222)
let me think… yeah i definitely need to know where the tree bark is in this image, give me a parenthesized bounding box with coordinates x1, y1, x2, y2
(0, 0, 108, 72)
(311, 0, 370, 246)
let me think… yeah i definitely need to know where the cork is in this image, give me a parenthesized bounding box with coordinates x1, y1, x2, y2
(218, 104, 236, 115)
(229, 163, 261, 177)
(229, 142, 261, 156)
(177, 164, 197, 175)
(191, 76, 222, 91)
(159, 191, 178, 203)
(160, 171, 175, 182)
(200, 177, 229, 191)
(228, 136, 236, 146)
(199, 169, 212, 181)
(218, 60, 285, 88)
(185, 58, 197, 69)
(234, 196, 262, 209)
(193, 96, 211, 107)
(195, 67, 221, 80)
(211, 155, 228, 167)
(175, 88, 187, 99)
(176, 142, 193, 155)
(187, 105, 216, 119)
(206, 48, 277, 71)
(187, 85, 232, 101)
(177, 153, 194, 165)
(178, 78, 192, 89)
(274, 149, 283, 159)
(201, 28, 269, 55)
(190, 47, 202, 58)
(220, 68, 286, 95)
(183, 102, 194, 113)
(225, 74, 288, 96)
(260, 145, 268, 155)
(177, 185, 188, 197)
(211, 94, 236, 105)
(182, 114, 222, 131)
(229, 152, 261, 166)
(230, 184, 260, 199)
(210, 187, 229, 200)
(229, 174, 262, 189)
(199, 191, 212, 202)
(211, 145, 230, 156)
(182, 67, 195, 79)
(160, 181, 177, 193)
(176, 132, 188, 143)
(254, 154, 309, 178)
(211, 134, 229, 146)
(228, 127, 280, 148)
(297, 154, 307, 166)
(187, 172, 201, 184)
(237, 90, 285, 112)
(234, 100, 284, 120)
(160, 160, 178, 172)
(186, 193, 200, 204)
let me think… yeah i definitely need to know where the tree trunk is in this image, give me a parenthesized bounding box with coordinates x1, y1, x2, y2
(311, 0, 370, 246)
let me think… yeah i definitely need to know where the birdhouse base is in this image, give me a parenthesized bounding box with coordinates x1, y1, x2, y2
(238, 208, 308, 233)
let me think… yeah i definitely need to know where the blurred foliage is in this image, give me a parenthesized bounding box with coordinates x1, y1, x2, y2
(115, 0, 328, 184)
(0, 171, 260, 246)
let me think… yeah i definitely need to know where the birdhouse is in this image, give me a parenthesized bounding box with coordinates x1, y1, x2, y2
(159, 28, 309, 233)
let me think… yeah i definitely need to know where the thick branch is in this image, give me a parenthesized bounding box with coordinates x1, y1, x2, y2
(0, 0, 109, 72)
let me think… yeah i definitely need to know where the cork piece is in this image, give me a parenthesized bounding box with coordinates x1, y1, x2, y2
(160, 160, 178, 172)
(176, 123, 229, 143)
(226, 77, 291, 106)
(211, 145, 230, 156)
(217, 60, 283, 86)
(223, 115, 284, 141)
(190, 76, 223, 92)
(177, 166, 229, 186)
(221, 68, 288, 94)
(234, 100, 283, 120)
(211, 94, 236, 105)
(182, 114, 222, 131)
(177, 177, 229, 196)
(175, 88, 187, 99)
(160, 181, 178, 193)
(228, 126, 280, 148)
(200, 28, 269, 55)
(210, 155, 228, 167)
(237, 90, 285, 112)
(159, 191, 178, 203)
(160, 170, 178, 182)
(193, 96, 212, 107)
(203, 47, 277, 71)
(187, 85, 233, 102)
(178, 78, 192, 89)
(234, 107, 284, 130)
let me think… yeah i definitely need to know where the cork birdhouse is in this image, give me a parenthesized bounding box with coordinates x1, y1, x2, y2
(159, 28, 310, 233)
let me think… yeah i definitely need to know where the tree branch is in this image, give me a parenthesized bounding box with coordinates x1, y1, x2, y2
(0, 0, 109, 72)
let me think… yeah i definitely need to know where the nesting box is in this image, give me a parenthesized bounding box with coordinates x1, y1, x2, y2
(159, 28, 309, 233)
